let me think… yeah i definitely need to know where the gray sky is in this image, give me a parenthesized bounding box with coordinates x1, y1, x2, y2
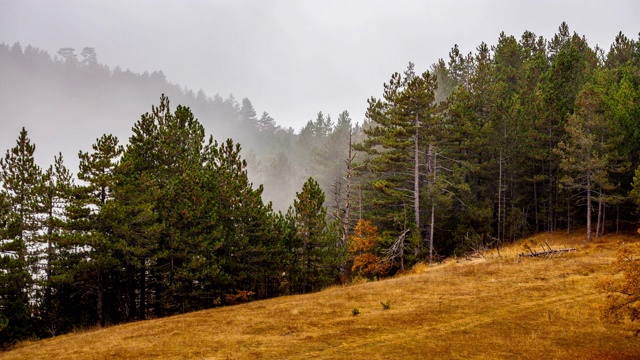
(1, 0, 639, 131)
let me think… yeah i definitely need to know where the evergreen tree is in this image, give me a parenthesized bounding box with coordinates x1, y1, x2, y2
(61, 134, 124, 327)
(357, 63, 438, 267)
(556, 82, 625, 241)
(257, 111, 277, 132)
(37, 153, 72, 335)
(202, 139, 274, 303)
(538, 26, 597, 231)
(0, 128, 41, 347)
(80, 47, 98, 66)
(291, 178, 337, 293)
(311, 110, 353, 208)
(0, 191, 32, 347)
(104, 94, 206, 320)
(239, 98, 258, 128)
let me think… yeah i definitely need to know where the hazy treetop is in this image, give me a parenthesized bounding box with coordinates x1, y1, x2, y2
(1, 0, 639, 130)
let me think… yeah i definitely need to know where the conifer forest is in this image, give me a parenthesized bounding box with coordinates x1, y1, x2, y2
(2, 23, 640, 347)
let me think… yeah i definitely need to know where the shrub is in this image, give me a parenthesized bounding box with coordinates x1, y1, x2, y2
(224, 290, 255, 305)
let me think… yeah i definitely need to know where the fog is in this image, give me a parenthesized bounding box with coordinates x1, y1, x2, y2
(3, 1, 638, 129)
(1, 0, 639, 209)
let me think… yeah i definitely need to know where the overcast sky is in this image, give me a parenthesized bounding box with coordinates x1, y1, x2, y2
(1, 0, 639, 131)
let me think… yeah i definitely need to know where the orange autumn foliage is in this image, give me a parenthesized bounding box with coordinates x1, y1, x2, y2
(349, 219, 389, 279)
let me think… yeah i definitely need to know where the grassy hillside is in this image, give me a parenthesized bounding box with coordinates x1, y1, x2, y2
(2, 231, 640, 359)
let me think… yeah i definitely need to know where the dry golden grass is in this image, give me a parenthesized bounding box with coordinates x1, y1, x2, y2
(3, 230, 640, 359)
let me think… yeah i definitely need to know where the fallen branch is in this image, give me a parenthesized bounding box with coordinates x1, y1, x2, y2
(382, 229, 410, 266)
(519, 243, 576, 259)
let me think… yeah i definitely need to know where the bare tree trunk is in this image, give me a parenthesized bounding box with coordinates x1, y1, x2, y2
(567, 199, 571, 235)
(586, 175, 592, 242)
(429, 144, 436, 264)
(399, 241, 405, 271)
(414, 113, 420, 240)
(498, 151, 502, 243)
(338, 129, 355, 281)
(341, 133, 353, 247)
(548, 171, 553, 233)
(534, 180, 539, 231)
(506, 174, 511, 241)
(596, 186, 602, 238)
(553, 183, 559, 232)
(139, 264, 146, 320)
(358, 181, 363, 220)
(429, 203, 435, 264)
(601, 199, 606, 237)
(547, 133, 559, 233)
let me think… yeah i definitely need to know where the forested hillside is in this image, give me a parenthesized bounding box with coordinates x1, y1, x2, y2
(358, 23, 640, 270)
(1, 22, 640, 348)
(0, 42, 345, 211)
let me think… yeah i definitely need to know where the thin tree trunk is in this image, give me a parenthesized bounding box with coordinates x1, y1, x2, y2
(127, 265, 136, 321)
(498, 151, 502, 242)
(46, 209, 53, 297)
(429, 144, 436, 264)
(547, 126, 554, 232)
(429, 203, 435, 264)
(534, 179, 539, 231)
(46, 210, 54, 332)
(342, 130, 353, 248)
(548, 172, 553, 233)
(553, 183, 559, 232)
(586, 175, 592, 242)
(139, 263, 146, 320)
(358, 181, 363, 220)
(399, 240, 405, 271)
(600, 197, 607, 236)
(97, 272, 104, 326)
(567, 199, 571, 235)
(414, 113, 420, 239)
(339, 129, 355, 281)
(596, 186, 602, 238)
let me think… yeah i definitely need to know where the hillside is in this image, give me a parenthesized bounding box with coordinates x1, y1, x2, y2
(2, 231, 639, 359)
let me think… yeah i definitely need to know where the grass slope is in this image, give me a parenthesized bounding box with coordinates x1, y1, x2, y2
(3, 231, 640, 359)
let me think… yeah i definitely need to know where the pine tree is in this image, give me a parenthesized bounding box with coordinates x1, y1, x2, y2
(0, 191, 32, 347)
(105, 94, 206, 320)
(37, 153, 72, 335)
(539, 26, 597, 231)
(62, 134, 124, 326)
(291, 178, 337, 293)
(556, 83, 624, 241)
(257, 111, 277, 132)
(202, 138, 273, 303)
(0, 127, 41, 346)
(357, 63, 438, 267)
(239, 98, 258, 128)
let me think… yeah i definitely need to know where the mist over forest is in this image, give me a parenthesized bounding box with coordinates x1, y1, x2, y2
(0, 43, 342, 211)
(2, 20, 640, 348)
